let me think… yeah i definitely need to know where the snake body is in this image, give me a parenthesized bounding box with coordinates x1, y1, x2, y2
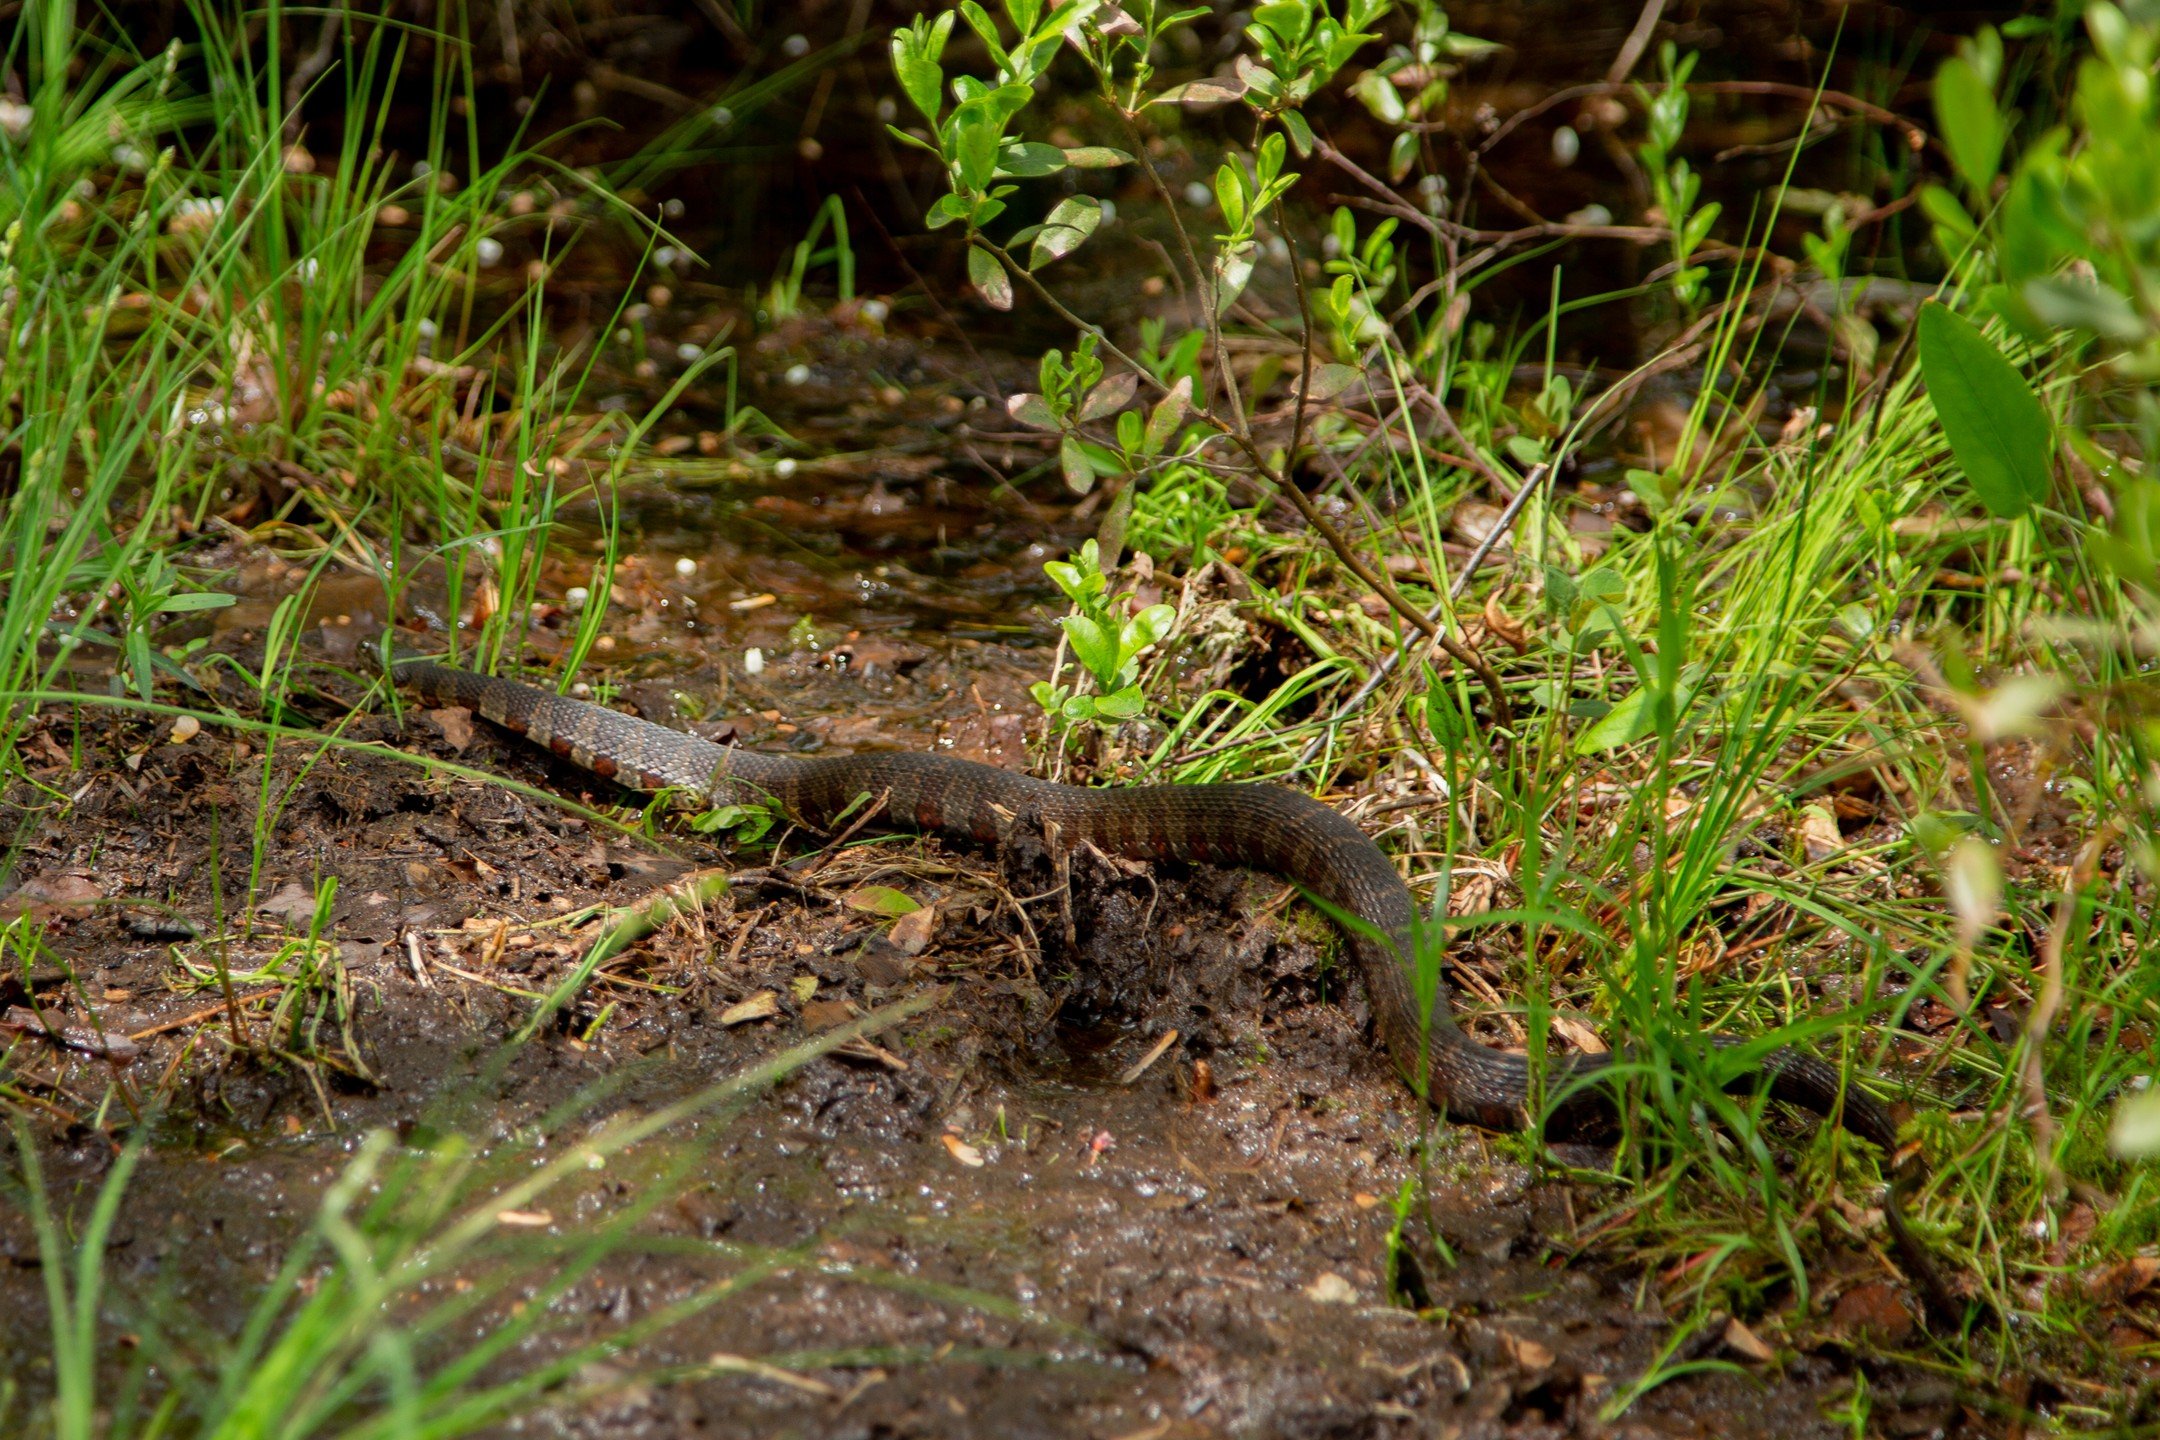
(394, 657, 1901, 1154)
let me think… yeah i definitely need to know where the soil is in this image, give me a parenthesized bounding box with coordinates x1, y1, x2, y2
(0, 341, 1977, 1440)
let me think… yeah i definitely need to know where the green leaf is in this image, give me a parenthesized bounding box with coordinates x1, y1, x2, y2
(1572, 689, 1656, 754)
(1029, 195, 1102, 269)
(890, 12, 955, 124)
(1060, 434, 1097, 494)
(1061, 146, 1133, 168)
(1917, 302, 2051, 520)
(1281, 109, 1315, 157)
(924, 192, 972, 230)
(1350, 70, 1404, 124)
(997, 141, 1068, 177)
(968, 244, 1013, 310)
(1214, 162, 1246, 232)
(1143, 375, 1191, 455)
(1252, 2, 1311, 47)
(1305, 362, 1362, 400)
(1917, 184, 1976, 244)
(155, 591, 238, 613)
(1933, 56, 2005, 196)
(1006, 392, 1060, 430)
(845, 885, 922, 917)
(1121, 603, 1175, 652)
(1063, 612, 1119, 680)
(2023, 275, 2147, 343)
(1093, 687, 1146, 720)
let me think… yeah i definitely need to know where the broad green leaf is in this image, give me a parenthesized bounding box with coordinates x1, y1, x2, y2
(997, 141, 1068, 177)
(1061, 146, 1133, 168)
(1917, 302, 2051, 520)
(1571, 681, 1660, 754)
(2023, 275, 2146, 343)
(1122, 603, 1175, 652)
(1933, 56, 2005, 196)
(1029, 195, 1101, 269)
(1350, 70, 1404, 124)
(1143, 376, 1191, 455)
(1282, 109, 1316, 158)
(1093, 687, 1146, 720)
(924, 192, 972, 229)
(1063, 612, 1118, 678)
(1305, 362, 1362, 400)
(890, 12, 954, 123)
(968, 244, 1013, 310)
(846, 885, 921, 917)
(1917, 184, 1976, 244)
(156, 591, 238, 612)
(1214, 162, 1246, 231)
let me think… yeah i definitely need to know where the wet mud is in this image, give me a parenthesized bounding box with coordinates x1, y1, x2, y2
(2, 399, 1978, 1438)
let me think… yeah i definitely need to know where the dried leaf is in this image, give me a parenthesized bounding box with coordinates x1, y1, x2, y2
(1303, 1272, 1357, 1304)
(887, 904, 937, 955)
(428, 705, 474, 752)
(718, 990, 778, 1026)
(1722, 1317, 1775, 1362)
(1500, 1333, 1555, 1370)
(1797, 803, 1844, 862)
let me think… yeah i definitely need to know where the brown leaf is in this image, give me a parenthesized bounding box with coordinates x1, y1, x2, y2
(718, 991, 778, 1027)
(1796, 803, 1843, 862)
(1828, 1281, 1915, 1346)
(1500, 1332, 1555, 1370)
(800, 998, 857, 1032)
(257, 881, 321, 929)
(887, 904, 937, 955)
(1, 872, 104, 924)
(1549, 1013, 1608, 1055)
(1482, 592, 1529, 652)
(429, 705, 475, 752)
(1722, 1316, 1775, 1362)
(2079, 1255, 2160, 1306)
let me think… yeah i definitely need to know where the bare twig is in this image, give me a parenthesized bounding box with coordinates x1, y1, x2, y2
(1604, 0, 1669, 86)
(1297, 461, 1550, 766)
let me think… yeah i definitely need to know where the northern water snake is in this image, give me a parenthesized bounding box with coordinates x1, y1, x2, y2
(393, 656, 1910, 1153)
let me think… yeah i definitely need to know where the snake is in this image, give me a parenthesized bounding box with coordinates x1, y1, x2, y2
(391, 657, 1914, 1146)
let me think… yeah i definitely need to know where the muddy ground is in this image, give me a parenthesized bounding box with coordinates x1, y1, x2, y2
(0, 683, 1954, 1439)
(3, 664, 1973, 1411)
(0, 321, 1999, 1438)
